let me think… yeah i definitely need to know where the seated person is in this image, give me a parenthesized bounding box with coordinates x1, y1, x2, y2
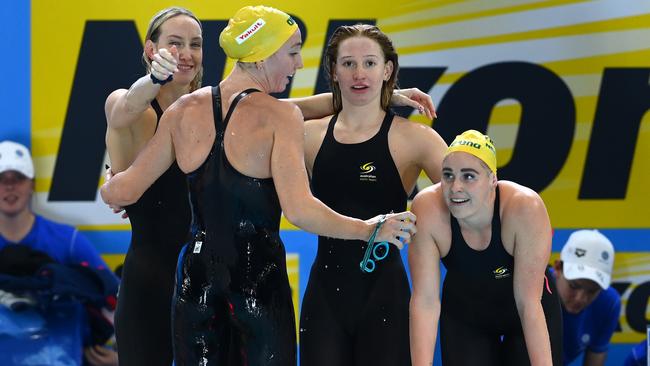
(0, 140, 117, 366)
(552, 229, 621, 365)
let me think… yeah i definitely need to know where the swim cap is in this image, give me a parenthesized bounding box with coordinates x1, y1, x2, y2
(219, 6, 298, 62)
(445, 130, 497, 173)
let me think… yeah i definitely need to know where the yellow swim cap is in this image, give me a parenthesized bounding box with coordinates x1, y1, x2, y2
(446, 130, 497, 173)
(219, 6, 298, 63)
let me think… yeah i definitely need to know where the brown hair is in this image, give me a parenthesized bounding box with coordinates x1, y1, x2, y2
(325, 24, 399, 113)
(142, 7, 203, 92)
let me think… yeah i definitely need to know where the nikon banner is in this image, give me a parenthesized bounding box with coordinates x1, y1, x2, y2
(2, 0, 649, 359)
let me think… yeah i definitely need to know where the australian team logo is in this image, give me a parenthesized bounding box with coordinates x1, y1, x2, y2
(359, 162, 377, 182)
(493, 266, 511, 279)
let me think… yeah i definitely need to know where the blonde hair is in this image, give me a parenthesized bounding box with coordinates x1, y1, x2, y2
(142, 7, 203, 92)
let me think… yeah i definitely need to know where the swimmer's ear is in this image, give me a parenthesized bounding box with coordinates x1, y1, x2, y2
(144, 40, 156, 61)
(384, 60, 394, 81)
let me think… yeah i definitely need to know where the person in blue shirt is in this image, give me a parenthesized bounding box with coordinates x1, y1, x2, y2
(552, 229, 621, 366)
(0, 141, 107, 269)
(0, 140, 117, 366)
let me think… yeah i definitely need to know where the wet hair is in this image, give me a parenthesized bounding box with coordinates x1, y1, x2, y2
(325, 24, 399, 113)
(142, 7, 203, 92)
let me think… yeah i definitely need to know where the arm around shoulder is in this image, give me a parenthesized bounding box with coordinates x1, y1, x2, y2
(411, 121, 448, 184)
(283, 93, 333, 120)
(101, 101, 180, 207)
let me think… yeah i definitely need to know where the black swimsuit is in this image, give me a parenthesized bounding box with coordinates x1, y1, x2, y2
(300, 112, 411, 366)
(440, 186, 563, 365)
(172, 87, 296, 366)
(115, 99, 191, 366)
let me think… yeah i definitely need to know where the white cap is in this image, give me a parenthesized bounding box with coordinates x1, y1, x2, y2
(560, 229, 614, 289)
(0, 141, 34, 179)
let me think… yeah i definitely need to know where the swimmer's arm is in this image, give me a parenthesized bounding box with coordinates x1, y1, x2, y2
(271, 104, 371, 240)
(284, 88, 436, 120)
(272, 104, 416, 247)
(391, 88, 437, 120)
(105, 75, 161, 130)
(105, 47, 179, 129)
(104, 79, 161, 172)
(100, 108, 176, 207)
(411, 123, 448, 184)
(283, 93, 333, 120)
(409, 190, 442, 366)
(512, 191, 554, 366)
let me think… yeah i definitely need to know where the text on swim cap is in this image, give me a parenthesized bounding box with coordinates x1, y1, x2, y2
(236, 18, 266, 45)
(451, 140, 482, 149)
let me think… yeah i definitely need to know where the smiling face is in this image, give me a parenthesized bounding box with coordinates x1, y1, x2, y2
(262, 29, 304, 93)
(143, 8, 203, 91)
(333, 36, 393, 108)
(441, 152, 497, 220)
(0, 171, 33, 218)
(148, 15, 203, 88)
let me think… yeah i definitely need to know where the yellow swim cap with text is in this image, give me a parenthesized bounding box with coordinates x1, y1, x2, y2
(446, 130, 497, 173)
(219, 6, 298, 63)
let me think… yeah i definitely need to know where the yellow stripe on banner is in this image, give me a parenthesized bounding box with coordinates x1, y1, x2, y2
(396, 13, 650, 56)
(381, 0, 590, 34)
(543, 48, 650, 76)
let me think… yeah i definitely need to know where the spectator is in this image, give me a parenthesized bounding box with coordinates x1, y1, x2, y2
(0, 141, 108, 268)
(552, 229, 621, 365)
(0, 140, 117, 366)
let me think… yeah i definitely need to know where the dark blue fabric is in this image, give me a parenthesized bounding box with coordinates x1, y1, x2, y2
(0, 215, 109, 270)
(623, 339, 648, 366)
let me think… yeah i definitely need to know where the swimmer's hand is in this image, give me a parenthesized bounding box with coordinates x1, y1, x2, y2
(391, 88, 437, 120)
(366, 211, 416, 250)
(104, 165, 128, 219)
(150, 47, 179, 84)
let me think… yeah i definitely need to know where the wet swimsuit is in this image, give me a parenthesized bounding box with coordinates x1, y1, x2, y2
(172, 87, 296, 366)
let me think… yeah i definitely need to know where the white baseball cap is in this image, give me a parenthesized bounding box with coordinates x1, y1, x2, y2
(0, 141, 34, 179)
(560, 229, 614, 289)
